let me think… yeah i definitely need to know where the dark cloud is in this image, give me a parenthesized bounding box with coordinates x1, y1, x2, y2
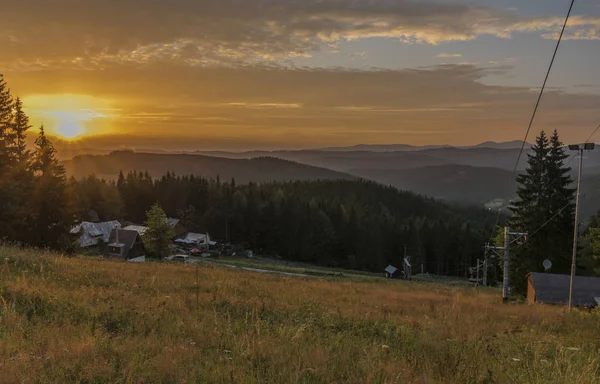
(2, 0, 599, 68)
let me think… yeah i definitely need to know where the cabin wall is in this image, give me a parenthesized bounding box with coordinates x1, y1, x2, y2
(527, 276, 536, 304)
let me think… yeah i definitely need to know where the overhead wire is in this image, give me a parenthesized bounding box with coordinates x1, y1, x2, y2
(510, 120, 600, 246)
(485, 0, 577, 245)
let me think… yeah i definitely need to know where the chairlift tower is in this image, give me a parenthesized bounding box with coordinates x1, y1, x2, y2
(484, 227, 527, 302)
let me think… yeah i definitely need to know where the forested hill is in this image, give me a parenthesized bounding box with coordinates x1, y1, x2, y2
(74, 174, 497, 274)
(63, 151, 355, 183)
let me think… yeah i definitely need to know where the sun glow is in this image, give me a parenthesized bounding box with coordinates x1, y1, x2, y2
(22, 94, 117, 140)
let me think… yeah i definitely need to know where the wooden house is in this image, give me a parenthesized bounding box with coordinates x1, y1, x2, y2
(527, 272, 600, 307)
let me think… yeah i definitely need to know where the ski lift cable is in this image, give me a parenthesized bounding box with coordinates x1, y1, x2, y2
(485, 0, 577, 245)
(511, 201, 571, 246)
(509, 120, 600, 245)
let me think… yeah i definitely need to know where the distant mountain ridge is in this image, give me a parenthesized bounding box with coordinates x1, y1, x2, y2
(318, 140, 530, 152)
(63, 151, 356, 183)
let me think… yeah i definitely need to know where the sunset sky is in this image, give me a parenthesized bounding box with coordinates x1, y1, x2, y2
(2, 0, 600, 150)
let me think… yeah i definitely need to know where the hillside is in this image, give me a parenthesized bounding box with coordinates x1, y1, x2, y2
(79, 176, 494, 272)
(2, 246, 598, 383)
(63, 151, 355, 182)
(352, 165, 517, 204)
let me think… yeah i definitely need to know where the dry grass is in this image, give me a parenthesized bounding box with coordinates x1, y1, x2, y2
(0, 245, 599, 383)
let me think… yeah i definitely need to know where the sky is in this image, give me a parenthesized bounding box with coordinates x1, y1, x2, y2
(2, 0, 600, 150)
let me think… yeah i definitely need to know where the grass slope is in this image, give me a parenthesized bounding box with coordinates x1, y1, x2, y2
(1, 246, 599, 383)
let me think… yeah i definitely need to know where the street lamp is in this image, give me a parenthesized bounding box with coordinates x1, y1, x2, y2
(568, 142, 595, 310)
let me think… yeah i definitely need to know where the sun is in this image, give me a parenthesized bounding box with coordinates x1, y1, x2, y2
(22, 94, 117, 140)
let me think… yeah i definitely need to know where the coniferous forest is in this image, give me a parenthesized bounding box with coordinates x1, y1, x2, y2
(71, 172, 497, 273)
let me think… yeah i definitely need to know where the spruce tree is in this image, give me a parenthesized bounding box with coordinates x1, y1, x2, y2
(0, 75, 17, 239)
(0, 74, 14, 168)
(11, 97, 31, 164)
(8, 97, 34, 243)
(29, 126, 73, 249)
(544, 130, 575, 272)
(509, 130, 575, 293)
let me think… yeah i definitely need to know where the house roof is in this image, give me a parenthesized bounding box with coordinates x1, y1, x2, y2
(167, 218, 180, 227)
(175, 232, 209, 244)
(528, 272, 600, 307)
(385, 265, 398, 274)
(71, 221, 121, 248)
(123, 225, 147, 235)
(108, 229, 142, 249)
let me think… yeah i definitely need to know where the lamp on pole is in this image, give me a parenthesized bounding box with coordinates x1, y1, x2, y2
(567, 142, 595, 310)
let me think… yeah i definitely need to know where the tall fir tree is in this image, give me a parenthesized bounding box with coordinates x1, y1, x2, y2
(7, 97, 34, 243)
(29, 126, 73, 249)
(509, 130, 575, 293)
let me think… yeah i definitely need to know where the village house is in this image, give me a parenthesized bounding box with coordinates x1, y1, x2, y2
(70, 221, 121, 249)
(174, 232, 211, 249)
(123, 217, 186, 237)
(107, 229, 145, 260)
(527, 272, 600, 307)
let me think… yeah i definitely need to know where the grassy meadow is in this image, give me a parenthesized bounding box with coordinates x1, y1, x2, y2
(1, 246, 599, 383)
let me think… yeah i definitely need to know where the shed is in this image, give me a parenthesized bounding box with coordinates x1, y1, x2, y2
(385, 265, 399, 278)
(107, 229, 145, 260)
(527, 272, 600, 307)
(70, 221, 121, 248)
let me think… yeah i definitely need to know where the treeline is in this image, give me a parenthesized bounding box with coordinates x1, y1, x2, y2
(0, 75, 72, 249)
(71, 171, 497, 273)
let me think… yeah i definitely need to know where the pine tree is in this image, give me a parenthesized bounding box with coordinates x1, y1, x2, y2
(143, 203, 174, 258)
(29, 126, 73, 249)
(510, 130, 575, 293)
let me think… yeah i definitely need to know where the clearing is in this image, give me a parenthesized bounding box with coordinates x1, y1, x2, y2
(0, 246, 599, 383)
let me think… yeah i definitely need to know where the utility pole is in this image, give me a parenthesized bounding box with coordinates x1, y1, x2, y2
(503, 227, 510, 302)
(568, 143, 595, 310)
(483, 250, 488, 286)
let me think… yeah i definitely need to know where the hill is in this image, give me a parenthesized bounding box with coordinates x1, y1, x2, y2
(1, 245, 598, 383)
(351, 165, 517, 204)
(63, 151, 355, 182)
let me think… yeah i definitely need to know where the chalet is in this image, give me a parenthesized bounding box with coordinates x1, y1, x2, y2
(123, 218, 185, 237)
(70, 221, 121, 248)
(107, 229, 145, 260)
(174, 232, 211, 248)
(527, 272, 600, 307)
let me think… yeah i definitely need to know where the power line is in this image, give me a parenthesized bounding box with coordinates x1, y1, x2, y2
(585, 123, 600, 144)
(511, 202, 571, 245)
(486, 0, 577, 244)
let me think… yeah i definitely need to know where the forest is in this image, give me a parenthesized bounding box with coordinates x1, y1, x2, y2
(71, 171, 498, 274)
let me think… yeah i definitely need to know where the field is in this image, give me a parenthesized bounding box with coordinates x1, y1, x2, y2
(1, 246, 599, 383)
